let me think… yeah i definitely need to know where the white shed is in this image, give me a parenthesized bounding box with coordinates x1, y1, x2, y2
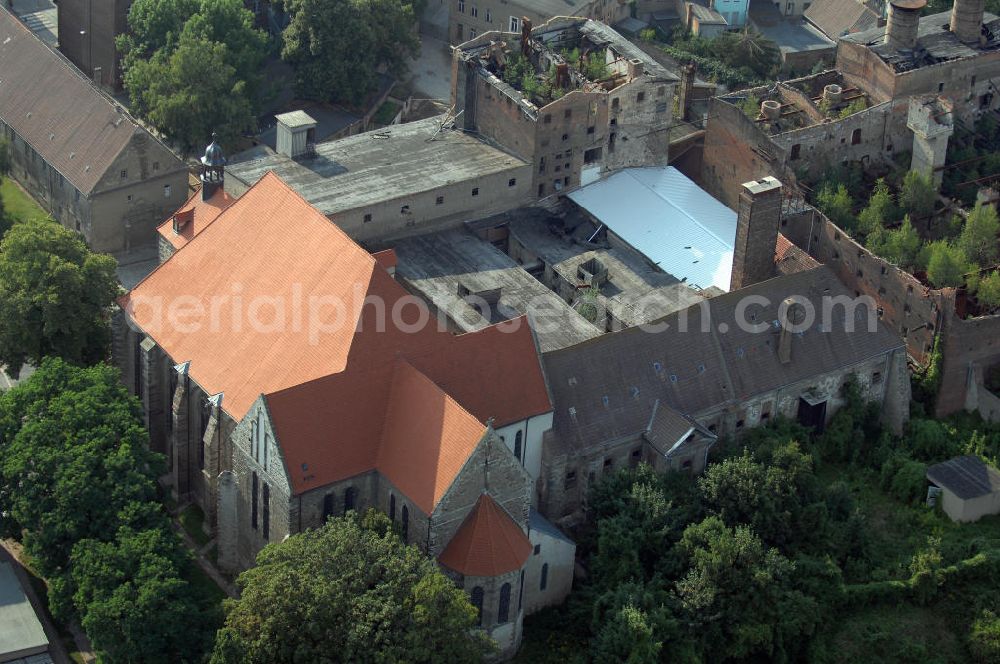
(926, 455, 1000, 523)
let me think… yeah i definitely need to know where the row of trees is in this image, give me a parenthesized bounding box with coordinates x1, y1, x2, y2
(531, 380, 1000, 663)
(815, 173, 1000, 299)
(119, 0, 423, 152)
(0, 359, 221, 662)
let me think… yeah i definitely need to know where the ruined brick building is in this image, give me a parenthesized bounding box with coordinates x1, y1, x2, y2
(452, 18, 677, 198)
(0, 7, 188, 253)
(117, 170, 576, 658)
(702, 0, 1000, 207)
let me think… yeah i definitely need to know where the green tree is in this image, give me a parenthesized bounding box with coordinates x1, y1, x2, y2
(713, 30, 780, 78)
(282, 0, 419, 105)
(857, 178, 896, 234)
(881, 215, 921, 269)
(210, 510, 494, 663)
(119, 0, 266, 152)
(924, 240, 969, 288)
(958, 203, 1000, 268)
(977, 270, 1000, 308)
(124, 33, 256, 152)
(0, 359, 163, 580)
(179, 0, 269, 94)
(70, 525, 210, 663)
(117, 0, 200, 65)
(816, 183, 856, 231)
(591, 603, 662, 664)
(0, 218, 118, 374)
(676, 517, 821, 662)
(899, 170, 936, 218)
(969, 609, 1000, 663)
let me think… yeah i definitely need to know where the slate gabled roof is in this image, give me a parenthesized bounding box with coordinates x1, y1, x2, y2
(804, 0, 880, 40)
(544, 266, 903, 453)
(438, 494, 532, 577)
(0, 8, 183, 195)
(927, 456, 1000, 500)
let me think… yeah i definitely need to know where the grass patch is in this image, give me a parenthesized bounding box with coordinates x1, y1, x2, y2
(373, 100, 401, 126)
(511, 605, 588, 664)
(179, 504, 211, 548)
(814, 603, 967, 664)
(1, 177, 48, 224)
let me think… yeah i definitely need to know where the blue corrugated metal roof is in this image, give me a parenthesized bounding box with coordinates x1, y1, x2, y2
(568, 167, 737, 292)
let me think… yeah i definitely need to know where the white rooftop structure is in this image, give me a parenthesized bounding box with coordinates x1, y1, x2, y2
(568, 167, 737, 292)
(0, 562, 48, 662)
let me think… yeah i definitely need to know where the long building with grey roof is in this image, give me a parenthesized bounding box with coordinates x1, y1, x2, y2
(539, 265, 911, 520)
(0, 7, 188, 252)
(226, 115, 532, 246)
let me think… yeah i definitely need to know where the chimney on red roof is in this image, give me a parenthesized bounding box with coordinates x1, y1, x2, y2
(172, 208, 195, 235)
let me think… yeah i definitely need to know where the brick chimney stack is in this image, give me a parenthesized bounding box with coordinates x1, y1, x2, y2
(730, 177, 783, 292)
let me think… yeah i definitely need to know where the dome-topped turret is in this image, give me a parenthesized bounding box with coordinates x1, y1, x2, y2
(199, 132, 226, 201)
(201, 133, 227, 168)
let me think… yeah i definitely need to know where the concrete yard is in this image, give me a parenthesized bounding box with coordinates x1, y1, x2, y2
(393, 228, 602, 352)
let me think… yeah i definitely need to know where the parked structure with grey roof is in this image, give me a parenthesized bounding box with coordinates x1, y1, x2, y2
(0, 7, 189, 252)
(804, 0, 881, 40)
(392, 228, 601, 352)
(226, 115, 532, 246)
(0, 562, 48, 662)
(539, 265, 911, 520)
(927, 456, 1000, 522)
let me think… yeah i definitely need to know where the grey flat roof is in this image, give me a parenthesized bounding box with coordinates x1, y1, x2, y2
(228, 116, 528, 216)
(276, 110, 318, 128)
(0, 562, 48, 661)
(843, 12, 1000, 70)
(753, 17, 836, 54)
(927, 455, 1000, 500)
(506, 208, 707, 326)
(392, 228, 601, 352)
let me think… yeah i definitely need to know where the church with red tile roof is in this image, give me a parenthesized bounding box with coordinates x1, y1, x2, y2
(115, 165, 573, 658)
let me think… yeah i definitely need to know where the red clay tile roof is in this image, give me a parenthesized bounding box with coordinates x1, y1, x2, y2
(775, 233, 821, 275)
(123, 172, 552, 506)
(267, 358, 489, 513)
(437, 494, 532, 577)
(373, 248, 398, 270)
(156, 187, 235, 250)
(123, 172, 378, 420)
(378, 361, 488, 512)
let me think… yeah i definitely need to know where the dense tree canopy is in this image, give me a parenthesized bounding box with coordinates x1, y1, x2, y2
(924, 240, 970, 288)
(119, 0, 267, 151)
(0, 359, 220, 661)
(211, 510, 493, 663)
(281, 0, 419, 105)
(899, 170, 936, 219)
(70, 525, 208, 663)
(0, 359, 161, 578)
(523, 370, 1000, 664)
(0, 218, 118, 375)
(958, 203, 1000, 268)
